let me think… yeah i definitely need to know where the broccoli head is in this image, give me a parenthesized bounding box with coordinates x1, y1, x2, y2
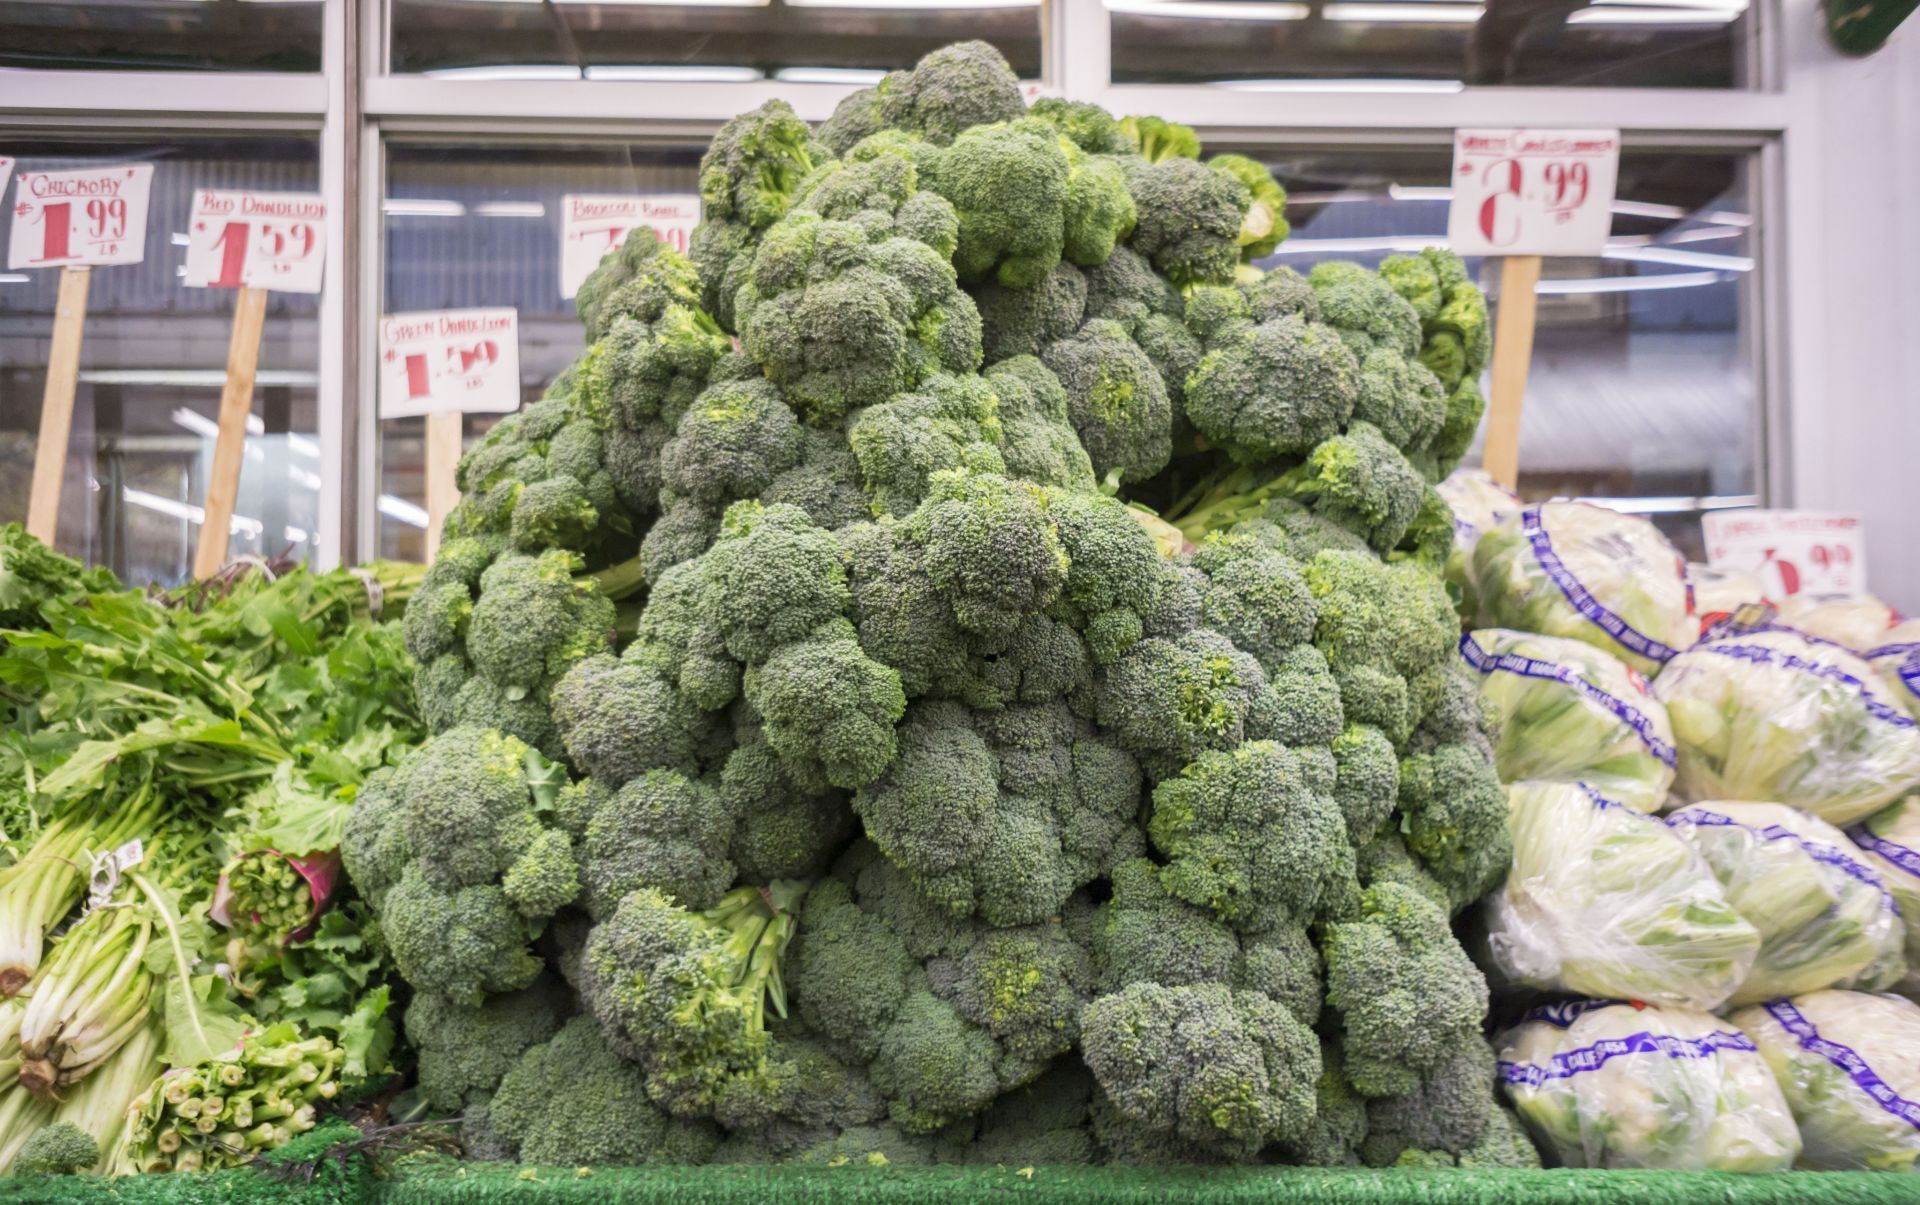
(984, 356, 1098, 490)
(572, 768, 739, 917)
(549, 652, 720, 786)
(1185, 314, 1359, 466)
(973, 261, 1088, 364)
(1207, 154, 1289, 261)
(1319, 881, 1488, 1098)
(1123, 155, 1248, 288)
(925, 119, 1072, 288)
(1117, 115, 1201, 163)
(575, 220, 711, 344)
(1096, 627, 1267, 775)
(1395, 677, 1511, 912)
(1358, 1037, 1497, 1168)
(743, 619, 906, 792)
(464, 549, 617, 699)
(1309, 261, 1424, 361)
(849, 372, 1007, 518)
(699, 99, 828, 233)
(1277, 422, 1430, 553)
(874, 41, 1027, 148)
(405, 979, 567, 1113)
(1080, 981, 1320, 1159)
(1353, 347, 1448, 456)
(1042, 317, 1174, 485)
(1187, 532, 1317, 672)
(12, 1123, 98, 1176)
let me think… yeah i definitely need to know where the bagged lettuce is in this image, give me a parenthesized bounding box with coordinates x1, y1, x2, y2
(1777, 593, 1899, 652)
(1437, 469, 1519, 619)
(1667, 801, 1904, 1006)
(1866, 620, 1920, 720)
(1847, 795, 1920, 997)
(1498, 999, 1799, 1172)
(1486, 781, 1759, 1009)
(1734, 990, 1920, 1172)
(1469, 501, 1696, 678)
(1689, 563, 1768, 624)
(1461, 629, 1676, 812)
(1652, 621, 1920, 825)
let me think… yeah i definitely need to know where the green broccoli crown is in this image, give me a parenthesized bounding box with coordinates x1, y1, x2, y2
(575, 224, 709, 343)
(1309, 260, 1424, 361)
(405, 980, 567, 1113)
(721, 740, 855, 884)
(1079, 980, 1320, 1159)
(1378, 253, 1444, 323)
(1281, 1038, 1370, 1167)
(577, 767, 739, 918)
(1042, 317, 1174, 485)
(1358, 1037, 1498, 1168)
(1148, 740, 1356, 930)
(1029, 99, 1133, 156)
(1117, 115, 1201, 163)
(1330, 722, 1400, 845)
(1278, 422, 1430, 553)
(1186, 314, 1360, 465)
(925, 119, 1073, 289)
(490, 1015, 722, 1166)
(974, 261, 1088, 364)
(1241, 266, 1323, 325)
(1396, 728, 1511, 913)
(1352, 347, 1448, 456)
(1123, 155, 1248, 288)
(703, 500, 853, 663)
(12, 1122, 99, 1176)
(464, 550, 617, 698)
(659, 378, 803, 507)
(699, 99, 828, 233)
(850, 372, 1007, 518)
(1207, 154, 1290, 261)
(984, 356, 1098, 490)
(1188, 533, 1318, 672)
(1096, 627, 1266, 772)
(1319, 881, 1489, 1098)
(1088, 858, 1240, 993)
(744, 619, 907, 792)
(550, 654, 719, 786)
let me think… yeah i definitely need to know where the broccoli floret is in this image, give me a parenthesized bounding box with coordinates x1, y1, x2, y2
(659, 378, 804, 507)
(963, 1061, 1097, 1166)
(1078, 246, 1203, 412)
(1207, 154, 1289, 261)
(1330, 723, 1399, 844)
(1185, 315, 1359, 465)
(721, 739, 855, 883)
(1352, 348, 1447, 456)
(1277, 423, 1429, 552)
(757, 426, 871, 530)
(734, 164, 980, 422)
(1148, 741, 1355, 931)
(1430, 376, 1486, 478)
(849, 372, 1006, 518)
(984, 356, 1097, 490)
(1123, 156, 1247, 288)
(1080, 981, 1319, 1159)
(1085, 859, 1238, 993)
(1303, 549, 1457, 744)
(1096, 628, 1266, 773)
(711, 1029, 885, 1145)
(581, 883, 804, 1117)
(1309, 261, 1424, 361)
(491, 1015, 721, 1166)
(1358, 1037, 1497, 1168)
(905, 470, 1069, 639)
(1237, 922, 1324, 1028)
(1028, 99, 1133, 156)
(550, 654, 718, 784)
(700, 99, 828, 233)
(342, 728, 577, 1000)
(1042, 318, 1173, 484)
(925, 119, 1071, 288)
(1246, 643, 1345, 749)
(1282, 1039, 1370, 1167)
(744, 620, 906, 791)
(1058, 137, 1136, 268)
(12, 1123, 98, 1176)
(640, 499, 724, 587)
(974, 261, 1088, 364)
(1396, 723, 1510, 912)
(1187, 533, 1317, 672)
(874, 40, 1026, 148)
(406, 979, 567, 1113)
(1241, 266, 1322, 324)
(574, 768, 738, 916)
(575, 222, 711, 344)
(1319, 882, 1488, 1098)
(465, 550, 617, 698)
(1378, 253, 1443, 322)
(1117, 115, 1201, 163)
(698, 501, 854, 664)
(1353, 830, 1451, 917)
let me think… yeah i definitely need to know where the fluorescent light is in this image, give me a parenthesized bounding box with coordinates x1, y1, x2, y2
(586, 65, 764, 81)
(474, 201, 545, 218)
(82, 369, 318, 387)
(423, 64, 581, 80)
(1593, 0, 1744, 9)
(1569, 6, 1739, 22)
(1107, 0, 1308, 18)
(290, 467, 324, 492)
(789, 0, 1035, 6)
(1271, 235, 1449, 254)
(1604, 245, 1753, 271)
(1388, 184, 1452, 201)
(122, 488, 263, 538)
(1534, 270, 1730, 294)
(1225, 77, 1464, 92)
(0, 273, 30, 284)
(380, 495, 431, 529)
(772, 67, 891, 84)
(170, 232, 191, 247)
(1285, 190, 1378, 205)
(1578, 493, 1758, 514)
(384, 199, 466, 218)
(172, 408, 264, 438)
(287, 434, 320, 459)
(1324, 2, 1483, 19)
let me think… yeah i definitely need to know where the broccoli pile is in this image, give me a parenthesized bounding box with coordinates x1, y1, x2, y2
(352, 40, 1522, 1172)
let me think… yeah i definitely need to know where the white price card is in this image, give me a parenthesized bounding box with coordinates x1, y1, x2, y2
(378, 308, 522, 420)
(1703, 510, 1868, 601)
(8, 163, 154, 269)
(1447, 129, 1620, 258)
(182, 189, 329, 294)
(559, 194, 700, 300)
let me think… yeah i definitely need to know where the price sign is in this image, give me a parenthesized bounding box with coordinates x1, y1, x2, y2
(559, 194, 700, 300)
(1446, 129, 1620, 258)
(378, 308, 522, 419)
(1703, 510, 1868, 601)
(8, 163, 154, 269)
(181, 189, 328, 294)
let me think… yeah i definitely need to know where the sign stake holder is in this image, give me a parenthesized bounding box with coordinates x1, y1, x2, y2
(1482, 254, 1543, 490)
(424, 411, 464, 558)
(193, 286, 270, 580)
(25, 266, 92, 545)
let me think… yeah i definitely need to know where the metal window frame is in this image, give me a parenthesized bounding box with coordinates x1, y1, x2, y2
(0, 0, 1804, 568)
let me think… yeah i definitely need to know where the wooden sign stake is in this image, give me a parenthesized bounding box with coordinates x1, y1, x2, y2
(423, 411, 464, 558)
(25, 267, 92, 546)
(1482, 255, 1543, 491)
(193, 286, 271, 580)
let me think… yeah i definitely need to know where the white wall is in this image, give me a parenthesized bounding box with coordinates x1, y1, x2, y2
(1782, 3, 1920, 612)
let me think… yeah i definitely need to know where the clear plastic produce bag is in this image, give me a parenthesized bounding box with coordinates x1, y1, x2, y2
(1460, 629, 1676, 813)
(1734, 990, 1920, 1172)
(1689, 563, 1768, 623)
(1865, 619, 1920, 721)
(1469, 501, 1696, 678)
(1652, 621, 1920, 825)
(1498, 999, 1800, 1171)
(1847, 795, 1920, 998)
(1667, 801, 1905, 1006)
(1437, 468, 1519, 619)
(1777, 593, 1899, 652)
(1487, 781, 1759, 1010)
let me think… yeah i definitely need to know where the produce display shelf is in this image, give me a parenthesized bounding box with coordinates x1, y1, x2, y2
(20, 1162, 1920, 1205)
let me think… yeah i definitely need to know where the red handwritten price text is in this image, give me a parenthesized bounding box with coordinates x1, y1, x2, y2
(1703, 511, 1867, 601)
(182, 190, 328, 294)
(1447, 129, 1619, 258)
(559, 194, 701, 299)
(8, 164, 154, 270)
(378, 308, 522, 419)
